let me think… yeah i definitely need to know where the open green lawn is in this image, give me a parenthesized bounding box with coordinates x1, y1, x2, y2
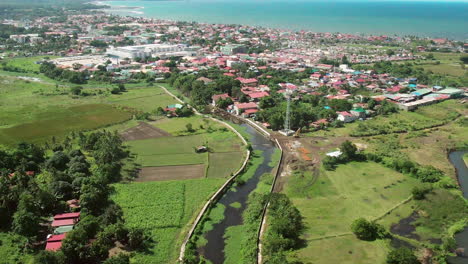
(297, 235, 389, 264)
(112, 178, 225, 264)
(284, 161, 419, 264)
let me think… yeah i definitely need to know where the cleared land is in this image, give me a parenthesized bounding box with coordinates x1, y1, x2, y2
(120, 121, 171, 141)
(137, 164, 206, 182)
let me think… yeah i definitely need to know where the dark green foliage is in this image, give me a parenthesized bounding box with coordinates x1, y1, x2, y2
(386, 247, 419, 264)
(411, 185, 432, 200)
(40, 62, 87, 84)
(33, 250, 65, 264)
(103, 254, 130, 264)
(70, 86, 83, 96)
(264, 193, 304, 262)
(46, 151, 70, 171)
(351, 218, 389, 241)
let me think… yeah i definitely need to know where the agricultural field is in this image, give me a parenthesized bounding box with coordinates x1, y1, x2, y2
(0, 72, 180, 145)
(112, 178, 225, 263)
(284, 161, 420, 264)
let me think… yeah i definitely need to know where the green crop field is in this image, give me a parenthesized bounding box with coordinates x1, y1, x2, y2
(285, 161, 419, 264)
(153, 116, 224, 136)
(112, 178, 225, 263)
(207, 152, 244, 178)
(0, 104, 131, 145)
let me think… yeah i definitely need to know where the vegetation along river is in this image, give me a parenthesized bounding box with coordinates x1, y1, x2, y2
(199, 123, 277, 264)
(448, 150, 468, 264)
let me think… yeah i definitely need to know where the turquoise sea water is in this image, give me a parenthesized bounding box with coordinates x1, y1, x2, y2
(105, 0, 468, 40)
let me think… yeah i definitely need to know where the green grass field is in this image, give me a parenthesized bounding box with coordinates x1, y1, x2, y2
(350, 100, 463, 137)
(1, 56, 59, 73)
(417, 52, 467, 77)
(283, 161, 419, 264)
(112, 178, 225, 263)
(125, 128, 244, 169)
(0, 72, 180, 145)
(0, 104, 131, 145)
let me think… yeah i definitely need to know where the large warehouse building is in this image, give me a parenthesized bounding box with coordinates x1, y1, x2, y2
(106, 44, 198, 59)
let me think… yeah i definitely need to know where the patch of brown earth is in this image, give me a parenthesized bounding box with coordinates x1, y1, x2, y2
(121, 122, 171, 141)
(136, 164, 206, 182)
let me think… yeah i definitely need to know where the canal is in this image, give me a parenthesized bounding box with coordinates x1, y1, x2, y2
(198, 123, 277, 264)
(448, 150, 468, 264)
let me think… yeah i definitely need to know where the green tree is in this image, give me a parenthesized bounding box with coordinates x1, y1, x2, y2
(386, 248, 419, 264)
(70, 86, 83, 96)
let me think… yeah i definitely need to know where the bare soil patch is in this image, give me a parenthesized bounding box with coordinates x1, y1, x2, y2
(121, 122, 171, 141)
(136, 164, 206, 182)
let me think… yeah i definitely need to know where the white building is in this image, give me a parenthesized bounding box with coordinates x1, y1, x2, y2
(106, 44, 198, 59)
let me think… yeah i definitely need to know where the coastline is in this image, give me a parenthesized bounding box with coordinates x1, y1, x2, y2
(95, 0, 468, 41)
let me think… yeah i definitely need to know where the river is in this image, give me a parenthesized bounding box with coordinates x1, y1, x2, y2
(448, 150, 468, 264)
(198, 123, 276, 264)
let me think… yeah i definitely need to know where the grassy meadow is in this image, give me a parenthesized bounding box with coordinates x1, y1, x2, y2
(283, 161, 420, 264)
(0, 71, 180, 145)
(417, 52, 467, 77)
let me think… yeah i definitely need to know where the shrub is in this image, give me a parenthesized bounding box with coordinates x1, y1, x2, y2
(351, 218, 389, 241)
(386, 247, 419, 264)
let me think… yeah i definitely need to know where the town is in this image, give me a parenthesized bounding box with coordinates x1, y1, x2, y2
(0, 2, 467, 264)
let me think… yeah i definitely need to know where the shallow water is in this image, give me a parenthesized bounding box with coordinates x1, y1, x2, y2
(448, 150, 468, 264)
(199, 124, 276, 263)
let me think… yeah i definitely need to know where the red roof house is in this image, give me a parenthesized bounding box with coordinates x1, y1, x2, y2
(54, 212, 80, 220)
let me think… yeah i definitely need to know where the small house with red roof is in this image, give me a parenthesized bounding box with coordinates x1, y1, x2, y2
(45, 233, 67, 251)
(234, 102, 258, 116)
(212, 93, 231, 106)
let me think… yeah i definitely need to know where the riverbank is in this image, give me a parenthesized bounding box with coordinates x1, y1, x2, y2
(448, 150, 468, 264)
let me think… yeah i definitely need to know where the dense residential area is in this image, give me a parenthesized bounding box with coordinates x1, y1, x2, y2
(0, 1, 467, 264)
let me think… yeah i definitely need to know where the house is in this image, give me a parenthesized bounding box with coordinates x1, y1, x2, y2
(52, 212, 80, 227)
(212, 93, 231, 106)
(237, 77, 258, 87)
(233, 102, 258, 116)
(350, 108, 366, 119)
(337, 111, 357, 123)
(46, 234, 66, 251)
(248, 91, 269, 101)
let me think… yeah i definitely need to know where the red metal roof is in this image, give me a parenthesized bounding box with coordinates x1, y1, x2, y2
(47, 233, 66, 242)
(45, 241, 62, 251)
(54, 212, 80, 220)
(248, 92, 269, 99)
(51, 218, 77, 227)
(236, 102, 258, 109)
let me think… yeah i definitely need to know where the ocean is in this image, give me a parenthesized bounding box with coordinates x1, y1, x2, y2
(103, 0, 468, 40)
